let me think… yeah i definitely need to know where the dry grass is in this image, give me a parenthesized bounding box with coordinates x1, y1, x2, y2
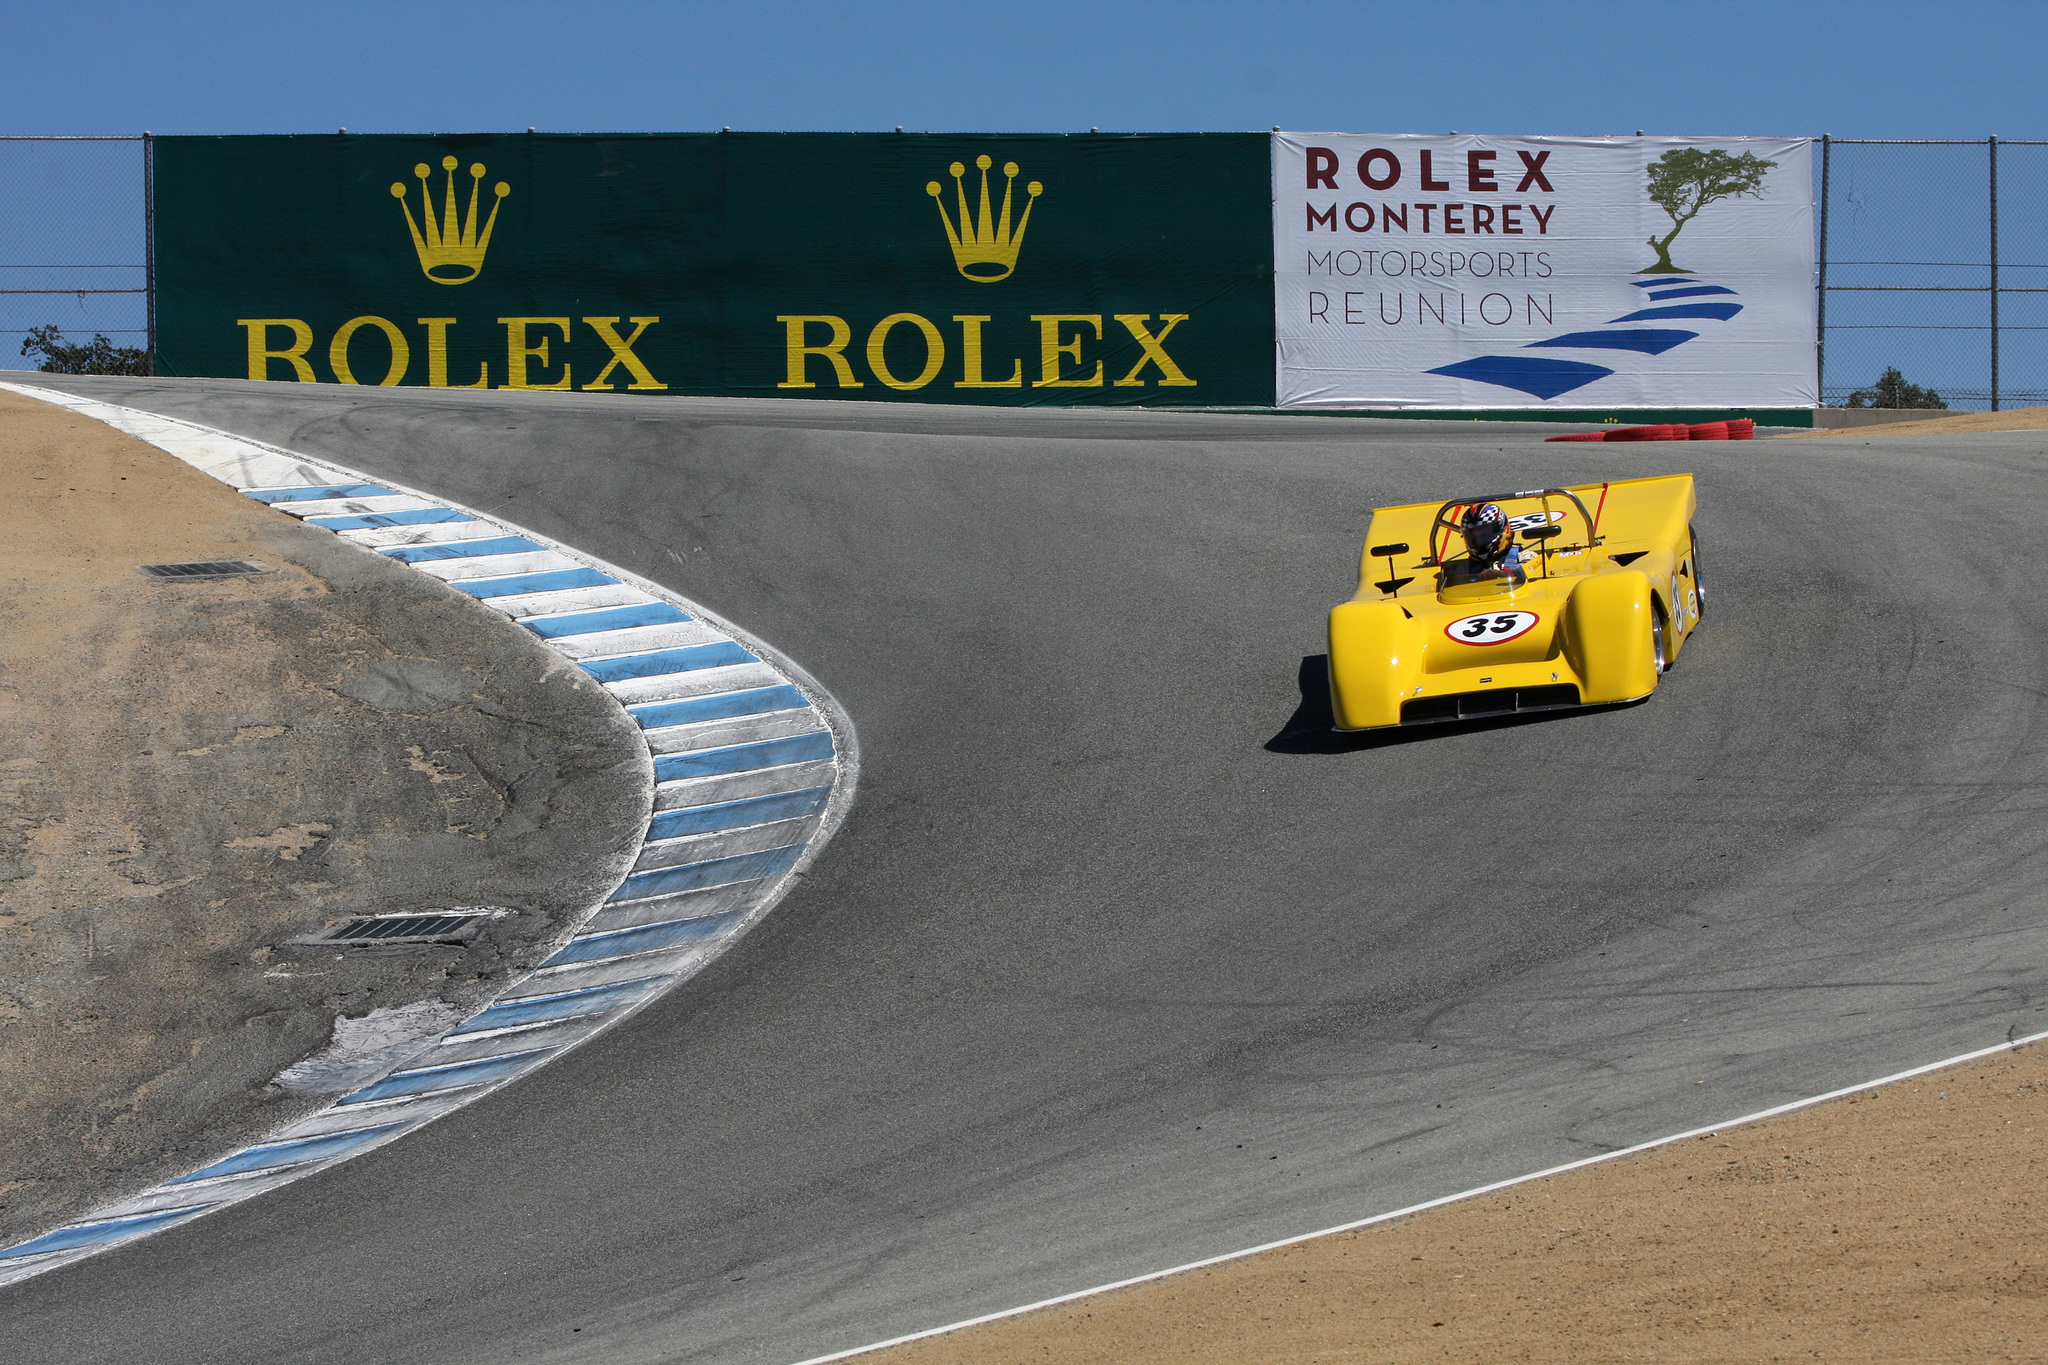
(1781, 406, 2048, 438)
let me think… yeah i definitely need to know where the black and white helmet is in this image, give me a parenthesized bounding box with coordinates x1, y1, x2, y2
(1460, 502, 1511, 558)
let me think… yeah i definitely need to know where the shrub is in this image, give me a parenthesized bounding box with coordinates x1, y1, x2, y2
(19, 324, 150, 376)
(1845, 366, 1946, 409)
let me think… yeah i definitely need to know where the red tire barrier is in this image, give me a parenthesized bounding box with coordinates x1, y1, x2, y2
(1545, 418, 1759, 443)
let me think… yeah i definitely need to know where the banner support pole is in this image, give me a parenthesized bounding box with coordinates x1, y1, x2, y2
(1988, 134, 1999, 412)
(143, 130, 156, 377)
(1815, 134, 1830, 409)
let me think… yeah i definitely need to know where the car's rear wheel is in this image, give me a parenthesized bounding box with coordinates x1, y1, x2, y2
(1690, 527, 1706, 619)
(1651, 601, 1668, 676)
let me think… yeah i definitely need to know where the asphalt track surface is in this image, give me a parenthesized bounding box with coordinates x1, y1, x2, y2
(9, 377, 2048, 1365)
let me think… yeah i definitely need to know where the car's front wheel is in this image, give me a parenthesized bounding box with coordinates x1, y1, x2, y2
(1651, 601, 1668, 675)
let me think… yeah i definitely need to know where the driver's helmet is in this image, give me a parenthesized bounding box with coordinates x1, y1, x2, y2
(1460, 502, 1511, 559)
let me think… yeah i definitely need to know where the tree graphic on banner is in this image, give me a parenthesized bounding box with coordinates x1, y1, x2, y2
(1642, 148, 1776, 274)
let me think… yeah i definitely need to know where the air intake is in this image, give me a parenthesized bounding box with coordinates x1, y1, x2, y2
(1401, 684, 1580, 726)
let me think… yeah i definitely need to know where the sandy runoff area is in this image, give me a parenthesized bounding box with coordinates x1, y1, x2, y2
(1783, 405, 2048, 438)
(861, 1040, 2047, 1364)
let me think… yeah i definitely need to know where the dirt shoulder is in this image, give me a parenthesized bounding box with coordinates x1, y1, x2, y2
(0, 389, 648, 1245)
(870, 1040, 2048, 1364)
(1781, 404, 2048, 438)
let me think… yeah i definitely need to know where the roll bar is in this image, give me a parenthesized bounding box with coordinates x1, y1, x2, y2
(1423, 487, 1603, 567)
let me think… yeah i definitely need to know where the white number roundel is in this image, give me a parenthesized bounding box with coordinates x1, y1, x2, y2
(1445, 610, 1540, 645)
(1506, 509, 1565, 531)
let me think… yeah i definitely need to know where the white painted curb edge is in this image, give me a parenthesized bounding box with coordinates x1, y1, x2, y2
(787, 1027, 2048, 1365)
(0, 382, 858, 1286)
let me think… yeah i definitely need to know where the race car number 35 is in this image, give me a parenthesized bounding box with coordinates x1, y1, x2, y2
(1445, 610, 1539, 644)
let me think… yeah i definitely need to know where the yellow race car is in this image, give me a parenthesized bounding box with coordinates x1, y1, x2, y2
(1327, 474, 1702, 731)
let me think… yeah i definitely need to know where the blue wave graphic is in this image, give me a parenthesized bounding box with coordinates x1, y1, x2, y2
(1524, 329, 1699, 356)
(1646, 285, 1738, 301)
(1430, 277, 1744, 400)
(1426, 355, 1614, 400)
(1607, 302, 1743, 324)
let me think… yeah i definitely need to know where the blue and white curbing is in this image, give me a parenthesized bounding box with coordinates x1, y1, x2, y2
(0, 382, 857, 1286)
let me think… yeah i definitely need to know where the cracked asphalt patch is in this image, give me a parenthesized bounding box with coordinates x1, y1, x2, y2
(0, 389, 649, 1246)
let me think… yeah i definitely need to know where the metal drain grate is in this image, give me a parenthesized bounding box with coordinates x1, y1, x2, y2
(139, 560, 271, 580)
(327, 913, 482, 942)
(292, 909, 510, 949)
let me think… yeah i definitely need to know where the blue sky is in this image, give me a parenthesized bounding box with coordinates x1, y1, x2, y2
(4, 0, 2042, 139)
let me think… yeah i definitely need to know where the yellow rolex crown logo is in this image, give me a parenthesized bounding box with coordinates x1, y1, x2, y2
(391, 155, 510, 286)
(926, 155, 1042, 283)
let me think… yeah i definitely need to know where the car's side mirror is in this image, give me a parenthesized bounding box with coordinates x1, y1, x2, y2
(1522, 526, 1563, 540)
(1370, 542, 1410, 557)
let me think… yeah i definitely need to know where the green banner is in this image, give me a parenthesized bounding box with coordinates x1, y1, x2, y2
(155, 133, 1274, 407)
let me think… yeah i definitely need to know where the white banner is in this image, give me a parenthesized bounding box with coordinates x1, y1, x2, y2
(1273, 133, 1815, 409)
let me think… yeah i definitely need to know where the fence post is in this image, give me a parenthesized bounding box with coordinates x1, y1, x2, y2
(1988, 134, 1999, 412)
(143, 130, 156, 377)
(1816, 133, 1830, 407)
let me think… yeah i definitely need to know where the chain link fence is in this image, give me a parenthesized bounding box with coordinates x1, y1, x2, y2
(5, 134, 2045, 407)
(0, 136, 151, 374)
(1820, 137, 2048, 411)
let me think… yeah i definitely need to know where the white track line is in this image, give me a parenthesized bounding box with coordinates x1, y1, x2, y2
(788, 1026, 2048, 1365)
